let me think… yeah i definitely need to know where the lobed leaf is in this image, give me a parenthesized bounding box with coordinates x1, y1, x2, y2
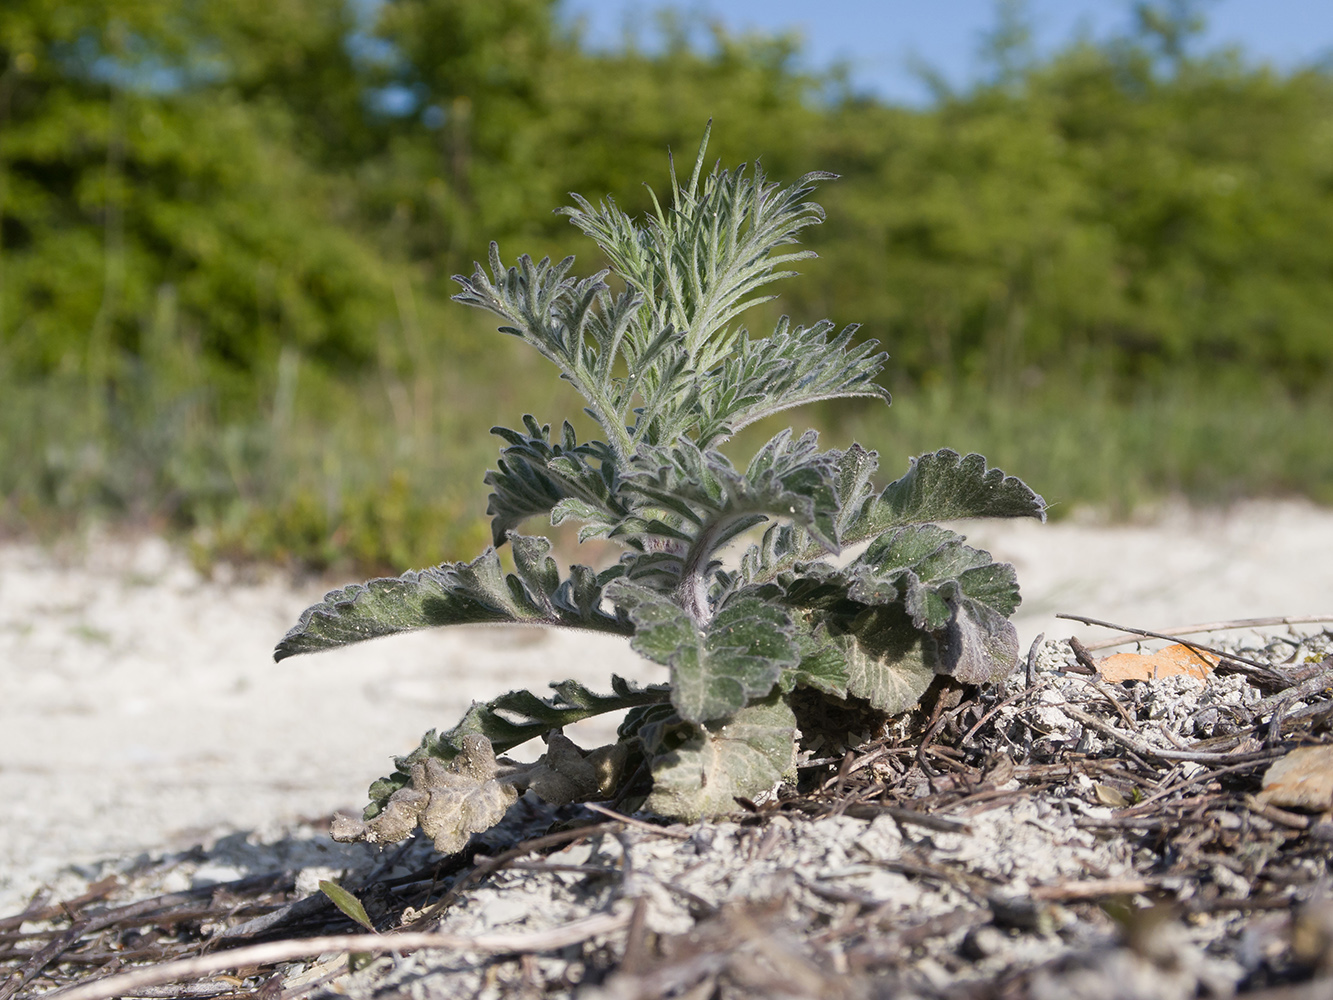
(849, 524, 1020, 628)
(561, 127, 834, 369)
(779, 624, 853, 698)
(618, 430, 842, 559)
(609, 582, 799, 723)
(486, 417, 623, 547)
(735, 444, 883, 586)
(856, 449, 1047, 539)
(336, 734, 519, 853)
(694, 320, 892, 447)
(758, 524, 1023, 707)
(273, 535, 632, 660)
(364, 675, 670, 818)
(835, 606, 938, 713)
(642, 694, 798, 821)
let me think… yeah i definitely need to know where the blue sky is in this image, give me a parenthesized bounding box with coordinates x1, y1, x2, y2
(558, 1, 1333, 106)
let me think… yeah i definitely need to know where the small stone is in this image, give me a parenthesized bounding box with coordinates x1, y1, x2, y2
(990, 893, 1047, 933)
(960, 925, 1008, 960)
(1257, 746, 1333, 812)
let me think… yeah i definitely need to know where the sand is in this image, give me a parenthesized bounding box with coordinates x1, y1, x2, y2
(3, 499, 1331, 913)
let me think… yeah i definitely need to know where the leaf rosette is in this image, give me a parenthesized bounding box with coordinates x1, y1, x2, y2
(275, 128, 1046, 840)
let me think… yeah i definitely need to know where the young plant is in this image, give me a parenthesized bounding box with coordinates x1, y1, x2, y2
(275, 128, 1045, 845)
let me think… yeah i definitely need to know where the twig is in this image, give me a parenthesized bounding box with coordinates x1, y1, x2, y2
(1056, 614, 1284, 676)
(1116, 757, 1276, 815)
(75, 986, 237, 999)
(1080, 615, 1333, 652)
(822, 749, 856, 793)
(961, 681, 1046, 744)
(0, 879, 119, 933)
(1279, 698, 1333, 728)
(788, 799, 970, 834)
(1252, 666, 1333, 715)
(43, 910, 633, 1000)
(584, 803, 692, 839)
(861, 805, 972, 835)
(1074, 675, 1140, 730)
(213, 893, 330, 943)
(847, 906, 991, 966)
(1, 872, 291, 998)
(1235, 979, 1333, 1000)
(1025, 632, 1045, 687)
(1029, 878, 1157, 901)
(1112, 793, 1225, 820)
(4, 900, 222, 1000)
(1243, 795, 1311, 831)
(1066, 637, 1099, 675)
(1060, 705, 1280, 764)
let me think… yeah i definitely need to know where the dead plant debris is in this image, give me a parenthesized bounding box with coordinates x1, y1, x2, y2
(3, 626, 1331, 1000)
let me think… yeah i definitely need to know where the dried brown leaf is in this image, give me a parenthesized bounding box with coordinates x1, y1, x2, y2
(516, 732, 629, 805)
(1098, 644, 1218, 683)
(331, 734, 518, 853)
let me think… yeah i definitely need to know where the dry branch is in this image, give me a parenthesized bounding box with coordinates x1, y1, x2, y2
(45, 910, 632, 1000)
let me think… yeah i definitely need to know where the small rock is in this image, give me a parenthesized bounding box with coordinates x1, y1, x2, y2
(990, 893, 1048, 933)
(1257, 746, 1333, 812)
(960, 925, 1008, 960)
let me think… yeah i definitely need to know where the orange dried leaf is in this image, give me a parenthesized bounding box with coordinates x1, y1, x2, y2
(1097, 643, 1218, 682)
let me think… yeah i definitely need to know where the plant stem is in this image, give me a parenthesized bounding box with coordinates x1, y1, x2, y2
(676, 519, 729, 624)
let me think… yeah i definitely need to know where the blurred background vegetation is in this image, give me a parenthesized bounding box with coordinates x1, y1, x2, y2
(2, 0, 1331, 572)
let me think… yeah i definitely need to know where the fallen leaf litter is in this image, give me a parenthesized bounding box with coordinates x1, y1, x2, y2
(3, 628, 1331, 999)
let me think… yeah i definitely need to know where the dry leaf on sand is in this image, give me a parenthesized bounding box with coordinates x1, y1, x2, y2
(1098, 643, 1218, 682)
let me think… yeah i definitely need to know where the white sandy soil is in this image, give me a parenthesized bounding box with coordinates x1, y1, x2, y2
(2, 499, 1331, 912)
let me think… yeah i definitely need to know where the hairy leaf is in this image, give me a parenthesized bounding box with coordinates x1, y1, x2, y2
(513, 733, 629, 805)
(927, 605, 1021, 686)
(610, 582, 799, 723)
(274, 535, 632, 660)
(856, 449, 1047, 539)
(779, 624, 852, 698)
(333, 734, 518, 853)
(561, 123, 834, 368)
(837, 606, 938, 713)
(485, 417, 622, 546)
(831, 444, 882, 539)
(849, 523, 1020, 627)
(851, 526, 1019, 685)
(364, 675, 669, 817)
(760, 525, 1022, 699)
(642, 694, 798, 821)
(694, 320, 891, 446)
(734, 444, 883, 586)
(453, 246, 634, 459)
(618, 430, 842, 562)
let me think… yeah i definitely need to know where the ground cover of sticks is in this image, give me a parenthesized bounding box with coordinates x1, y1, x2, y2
(4, 624, 1331, 1000)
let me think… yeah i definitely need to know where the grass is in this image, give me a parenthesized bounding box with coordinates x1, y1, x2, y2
(3, 344, 1330, 574)
(832, 374, 1333, 521)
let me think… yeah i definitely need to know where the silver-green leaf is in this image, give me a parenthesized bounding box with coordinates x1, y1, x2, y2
(859, 449, 1047, 536)
(643, 695, 798, 820)
(274, 535, 632, 661)
(609, 582, 799, 723)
